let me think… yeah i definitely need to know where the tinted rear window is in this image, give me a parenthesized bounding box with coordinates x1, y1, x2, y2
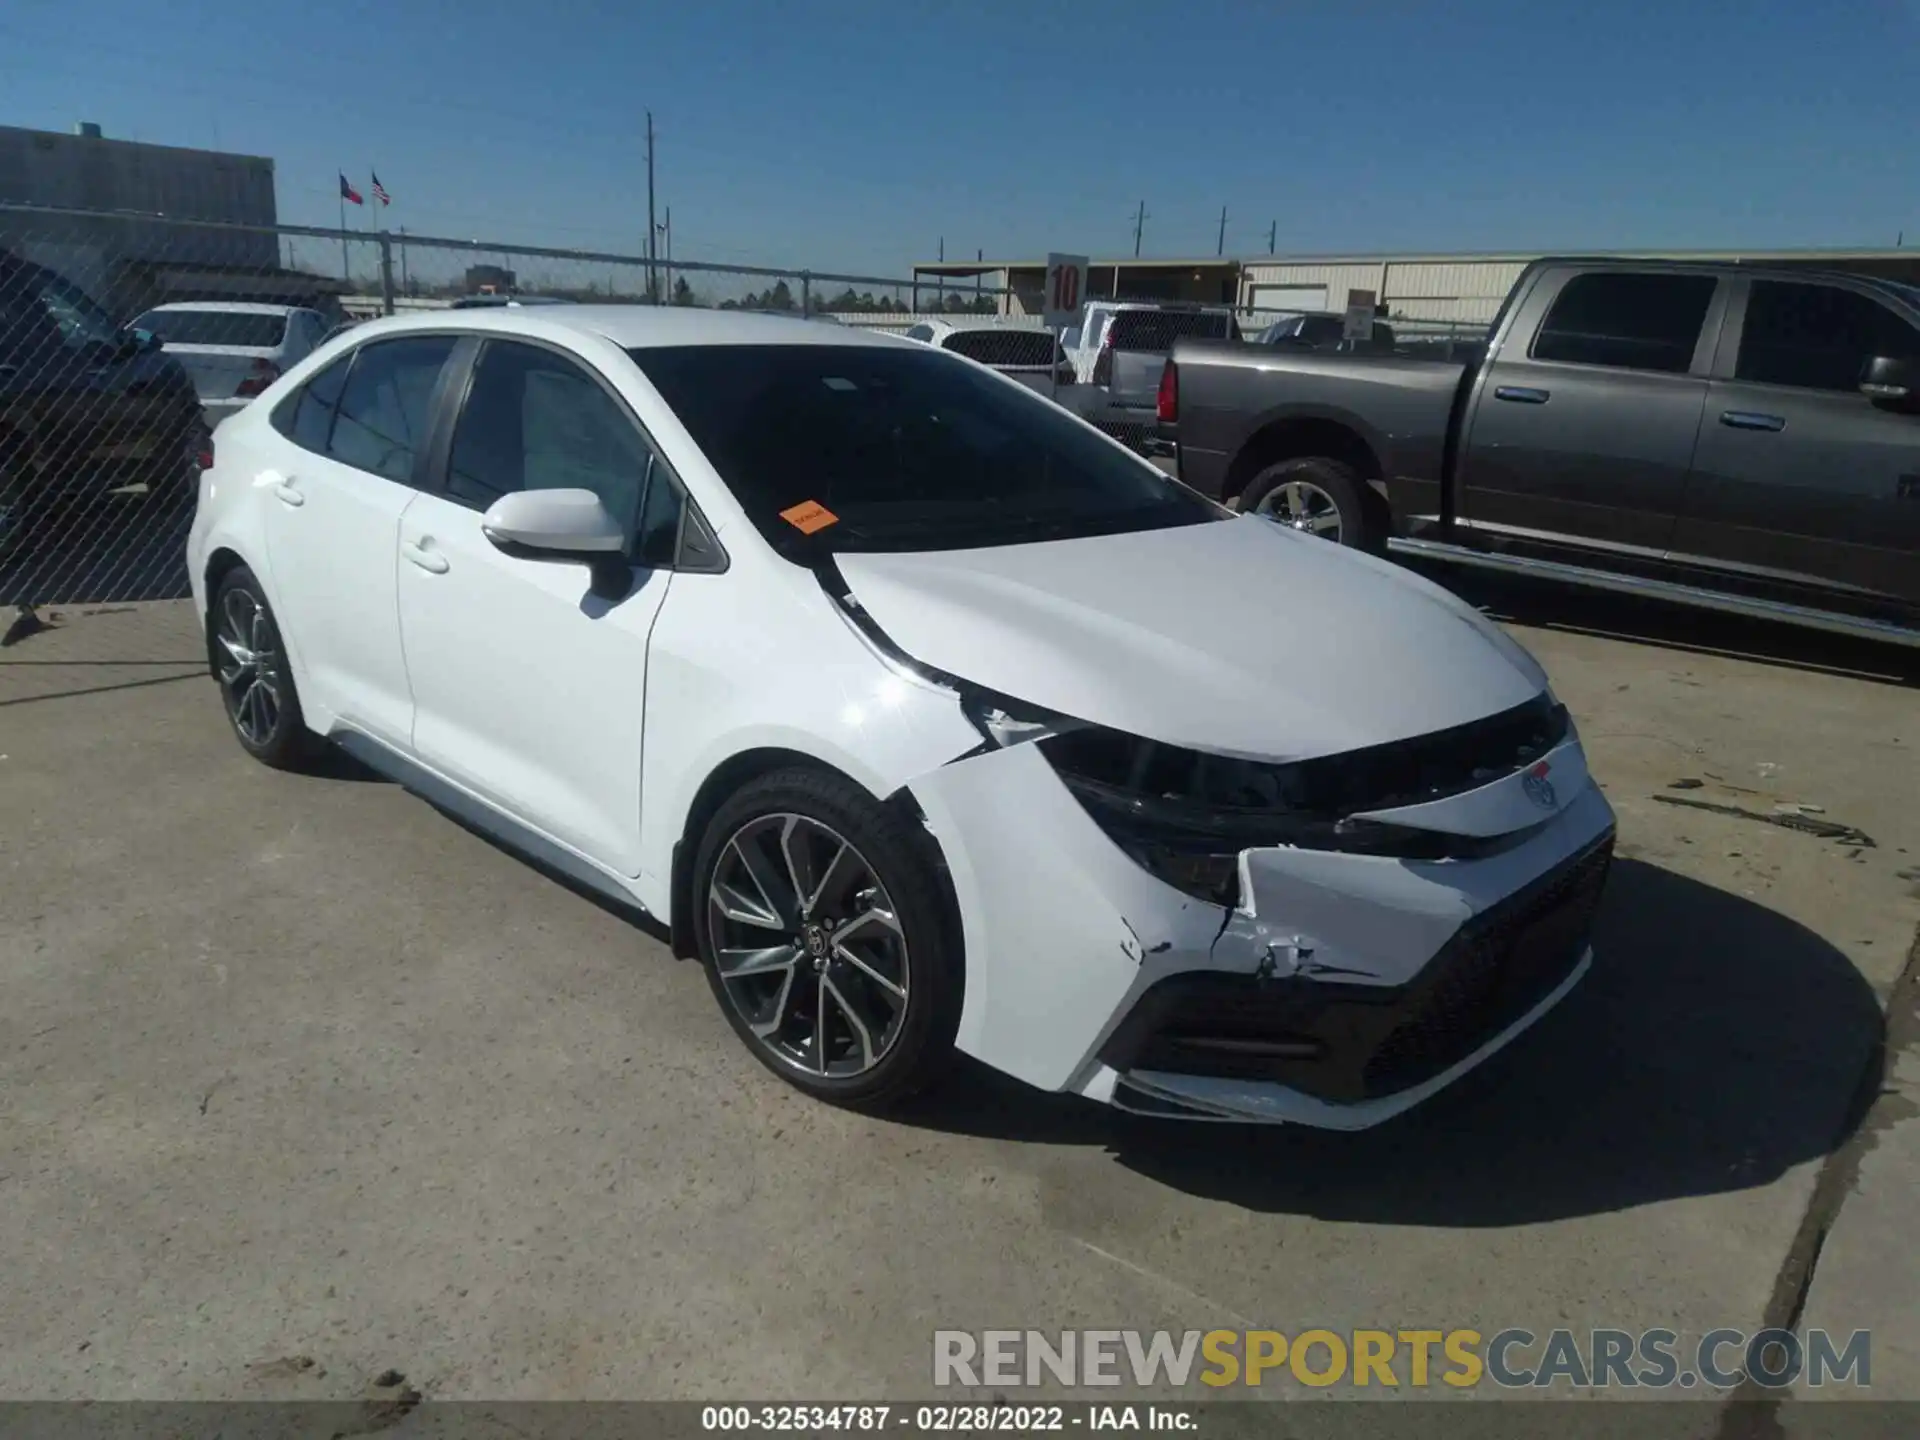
(1106, 310, 1237, 352)
(1530, 273, 1716, 374)
(135, 310, 287, 348)
(942, 329, 1059, 368)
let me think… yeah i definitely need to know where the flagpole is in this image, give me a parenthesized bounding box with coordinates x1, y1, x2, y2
(338, 173, 348, 281)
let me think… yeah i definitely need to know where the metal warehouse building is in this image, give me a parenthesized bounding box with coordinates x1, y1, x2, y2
(913, 247, 1920, 325)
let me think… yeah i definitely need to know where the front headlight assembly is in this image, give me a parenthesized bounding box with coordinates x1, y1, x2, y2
(963, 689, 1572, 907)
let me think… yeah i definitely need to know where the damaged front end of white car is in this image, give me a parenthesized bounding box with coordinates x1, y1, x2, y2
(828, 523, 1617, 1129)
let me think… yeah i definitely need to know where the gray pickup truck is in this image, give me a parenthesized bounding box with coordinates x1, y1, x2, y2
(1162, 257, 1920, 645)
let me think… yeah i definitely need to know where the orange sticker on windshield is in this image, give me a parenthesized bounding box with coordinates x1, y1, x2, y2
(779, 499, 839, 534)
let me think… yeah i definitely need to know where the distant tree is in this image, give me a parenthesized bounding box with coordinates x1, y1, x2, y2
(672, 276, 697, 306)
(738, 289, 762, 310)
(764, 280, 796, 312)
(968, 294, 996, 314)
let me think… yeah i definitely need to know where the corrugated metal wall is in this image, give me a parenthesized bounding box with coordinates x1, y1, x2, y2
(1241, 257, 1527, 323)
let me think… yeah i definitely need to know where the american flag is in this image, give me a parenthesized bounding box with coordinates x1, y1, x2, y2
(371, 172, 391, 206)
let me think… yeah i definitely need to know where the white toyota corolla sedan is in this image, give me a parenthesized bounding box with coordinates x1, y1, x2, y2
(187, 305, 1615, 1126)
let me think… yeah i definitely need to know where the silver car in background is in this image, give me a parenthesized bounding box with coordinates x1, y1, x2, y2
(131, 302, 331, 427)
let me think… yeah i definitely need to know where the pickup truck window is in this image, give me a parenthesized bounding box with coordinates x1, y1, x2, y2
(1106, 310, 1238, 352)
(1530, 271, 1716, 375)
(1736, 281, 1920, 393)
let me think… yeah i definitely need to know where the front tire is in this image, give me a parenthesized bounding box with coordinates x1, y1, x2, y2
(1241, 457, 1381, 552)
(692, 767, 963, 1109)
(208, 565, 320, 770)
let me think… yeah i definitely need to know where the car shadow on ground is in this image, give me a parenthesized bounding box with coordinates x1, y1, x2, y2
(0, 498, 193, 608)
(901, 858, 1887, 1227)
(1405, 559, 1920, 690)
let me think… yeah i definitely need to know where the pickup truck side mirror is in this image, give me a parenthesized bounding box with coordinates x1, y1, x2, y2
(1859, 355, 1920, 411)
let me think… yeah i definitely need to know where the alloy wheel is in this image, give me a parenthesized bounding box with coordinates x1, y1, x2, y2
(1253, 479, 1343, 541)
(214, 587, 282, 747)
(706, 814, 910, 1078)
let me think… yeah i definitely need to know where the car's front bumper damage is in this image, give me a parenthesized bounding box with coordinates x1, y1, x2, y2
(909, 730, 1615, 1129)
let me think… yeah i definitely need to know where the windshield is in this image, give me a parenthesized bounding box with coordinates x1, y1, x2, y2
(134, 309, 287, 348)
(627, 343, 1223, 556)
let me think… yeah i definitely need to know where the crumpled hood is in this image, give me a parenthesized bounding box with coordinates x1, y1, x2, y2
(835, 515, 1549, 761)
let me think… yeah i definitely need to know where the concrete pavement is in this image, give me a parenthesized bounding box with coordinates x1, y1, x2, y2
(1, 593, 1915, 1412)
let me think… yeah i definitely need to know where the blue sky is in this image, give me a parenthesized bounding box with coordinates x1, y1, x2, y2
(3, 0, 1917, 284)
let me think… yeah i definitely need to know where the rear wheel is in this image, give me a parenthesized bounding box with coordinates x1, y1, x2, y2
(208, 566, 320, 770)
(692, 767, 963, 1109)
(1241, 457, 1381, 552)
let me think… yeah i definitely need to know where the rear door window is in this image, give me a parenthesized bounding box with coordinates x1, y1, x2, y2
(1530, 272, 1717, 374)
(325, 335, 457, 483)
(273, 351, 354, 452)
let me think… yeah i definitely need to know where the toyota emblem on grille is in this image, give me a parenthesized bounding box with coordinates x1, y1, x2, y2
(1521, 760, 1557, 811)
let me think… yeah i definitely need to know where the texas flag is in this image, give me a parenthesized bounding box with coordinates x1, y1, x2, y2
(339, 173, 363, 205)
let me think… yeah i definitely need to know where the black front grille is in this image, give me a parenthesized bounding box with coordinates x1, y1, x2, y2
(1099, 834, 1614, 1103)
(1363, 839, 1612, 1095)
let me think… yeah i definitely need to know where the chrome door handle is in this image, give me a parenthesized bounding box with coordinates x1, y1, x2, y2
(1494, 385, 1550, 404)
(1720, 410, 1786, 432)
(401, 539, 449, 575)
(270, 479, 304, 507)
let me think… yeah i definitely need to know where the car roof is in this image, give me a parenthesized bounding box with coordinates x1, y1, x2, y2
(1527, 255, 1918, 293)
(142, 301, 310, 315)
(333, 304, 909, 352)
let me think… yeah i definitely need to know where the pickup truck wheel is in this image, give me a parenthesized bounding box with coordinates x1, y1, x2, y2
(1242, 459, 1380, 552)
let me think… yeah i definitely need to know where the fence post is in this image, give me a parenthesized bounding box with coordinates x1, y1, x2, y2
(801, 272, 811, 317)
(378, 232, 396, 316)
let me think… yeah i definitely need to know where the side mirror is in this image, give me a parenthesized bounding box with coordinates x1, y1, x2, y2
(482, 488, 626, 555)
(1859, 355, 1920, 411)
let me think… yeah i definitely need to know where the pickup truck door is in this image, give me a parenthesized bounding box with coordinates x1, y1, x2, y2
(1674, 277, 1920, 610)
(1456, 268, 1723, 556)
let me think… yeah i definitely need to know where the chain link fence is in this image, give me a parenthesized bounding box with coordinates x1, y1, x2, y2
(0, 201, 1496, 613)
(0, 203, 1034, 610)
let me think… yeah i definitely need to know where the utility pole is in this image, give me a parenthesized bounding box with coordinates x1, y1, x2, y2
(645, 110, 658, 302)
(662, 206, 673, 300)
(1268, 220, 1277, 255)
(1132, 200, 1148, 257)
(938, 236, 944, 263)
(1216, 206, 1228, 257)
